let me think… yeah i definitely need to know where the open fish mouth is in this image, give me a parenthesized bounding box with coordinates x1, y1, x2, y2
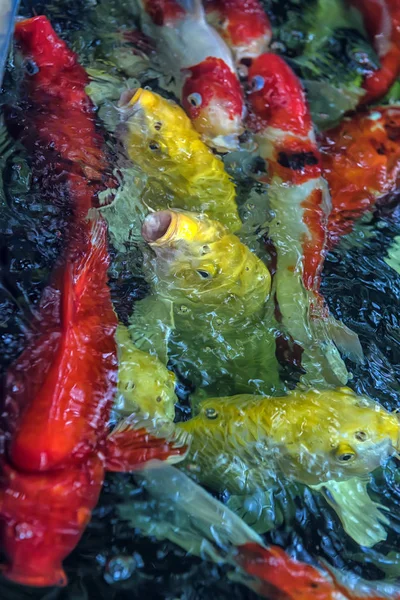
(142, 211, 174, 245)
(117, 88, 144, 121)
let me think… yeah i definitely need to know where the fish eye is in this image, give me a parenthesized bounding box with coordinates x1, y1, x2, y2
(24, 59, 39, 76)
(355, 430, 368, 442)
(337, 453, 356, 463)
(187, 93, 202, 108)
(205, 407, 218, 420)
(196, 269, 212, 279)
(250, 75, 265, 92)
(149, 141, 160, 151)
(154, 122, 162, 131)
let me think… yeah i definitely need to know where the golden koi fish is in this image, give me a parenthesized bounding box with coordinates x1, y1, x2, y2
(130, 209, 281, 401)
(118, 88, 241, 233)
(115, 324, 176, 422)
(174, 386, 399, 548)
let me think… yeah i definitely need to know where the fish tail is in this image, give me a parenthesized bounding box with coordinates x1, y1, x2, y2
(105, 417, 190, 472)
(118, 461, 265, 564)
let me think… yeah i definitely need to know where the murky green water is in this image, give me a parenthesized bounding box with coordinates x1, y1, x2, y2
(1, 0, 400, 598)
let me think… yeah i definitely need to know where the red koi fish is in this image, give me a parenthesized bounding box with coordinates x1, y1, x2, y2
(238, 541, 400, 600)
(246, 53, 363, 386)
(0, 16, 187, 587)
(137, 0, 245, 151)
(321, 105, 400, 248)
(348, 0, 400, 103)
(204, 0, 272, 66)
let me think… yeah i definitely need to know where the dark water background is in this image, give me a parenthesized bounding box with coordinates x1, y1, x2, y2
(1, 0, 400, 598)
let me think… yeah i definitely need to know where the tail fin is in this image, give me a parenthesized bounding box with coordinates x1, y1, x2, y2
(118, 460, 264, 563)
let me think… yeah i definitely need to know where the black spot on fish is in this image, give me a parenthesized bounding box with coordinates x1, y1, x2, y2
(277, 151, 319, 170)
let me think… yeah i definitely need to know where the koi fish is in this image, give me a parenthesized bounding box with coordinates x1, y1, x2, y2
(0, 16, 186, 587)
(174, 386, 399, 547)
(116, 323, 177, 422)
(320, 105, 400, 248)
(136, 0, 245, 151)
(132, 209, 282, 401)
(204, 0, 272, 66)
(246, 53, 363, 387)
(118, 87, 241, 232)
(348, 0, 400, 103)
(119, 461, 400, 600)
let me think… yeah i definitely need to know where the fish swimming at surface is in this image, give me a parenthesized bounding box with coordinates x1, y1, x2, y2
(136, 0, 245, 151)
(118, 87, 242, 232)
(129, 209, 282, 402)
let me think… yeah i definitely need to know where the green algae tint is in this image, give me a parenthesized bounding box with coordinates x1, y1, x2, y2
(0, 0, 400, 598)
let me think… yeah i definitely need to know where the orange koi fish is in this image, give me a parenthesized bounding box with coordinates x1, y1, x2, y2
(246, 53, 362, 386)
(320, 105, 400, 248)
(204, 0, 272, 66)
(0, 16, 186, 587)
(348, 0, 400, 103)
(137, 0, 245, 151)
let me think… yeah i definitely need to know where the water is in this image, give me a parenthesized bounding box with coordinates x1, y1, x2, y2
(1, 0, 400, 598)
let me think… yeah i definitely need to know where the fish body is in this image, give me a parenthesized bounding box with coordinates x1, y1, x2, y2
(119, 87, 241, 232)
(348, 0, 400, 103)
(246, 53, 362, 386)
(116, 324, 177, 422)
(0, 17, 185, 587)
(174, 386, 399, 546)
(132, 209, 281, 400)
(204, 0, 272, 65)
(320, 105, 400, 248)
(136, 0, 244, 150)
(178, 387, 399, 489)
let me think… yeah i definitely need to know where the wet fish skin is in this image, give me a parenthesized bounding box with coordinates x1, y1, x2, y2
(119, 87, 241, 232)
(178, 387, 400, 489)
(204, 0, 272, 65)
(137, 0, 245, 151)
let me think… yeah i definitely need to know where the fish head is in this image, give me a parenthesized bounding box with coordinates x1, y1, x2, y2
(181, 57, 245, 152)
(142, 210, 271, 310)
(206, 1, 272, 64)
(247, 53, 311, 135)
(118, 87, 195, 176)
(280, 387, 400, 485)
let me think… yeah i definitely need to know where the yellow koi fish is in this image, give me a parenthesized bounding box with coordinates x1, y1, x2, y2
(174, 387, 399, 548)
(115, 324, 176, 422)
(118, 88, 241, 233)
(130, 209, 281, 401)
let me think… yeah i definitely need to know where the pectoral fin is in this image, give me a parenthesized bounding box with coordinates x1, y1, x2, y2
(105, 416, 189, 472)
(313, 478, 390, 548)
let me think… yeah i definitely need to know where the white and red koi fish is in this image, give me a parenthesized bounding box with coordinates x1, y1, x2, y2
(204, 0, 272, 66)
(246, 53, 363, 386)
(136, 0, 245, 151)
(348, 0, 400, 103)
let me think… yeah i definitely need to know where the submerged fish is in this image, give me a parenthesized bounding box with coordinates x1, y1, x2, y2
(136, 0, 245, 150)
(118, 87, 241, 233)
(246, 53, 363, 387)
(320, 105, 400, 248)
(174, 386, 399, 547)
(349, 0, 400, 103)
(130, 209, 281, 401)
(116, 324, 176, 422)
(204, 0, 272, 66)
